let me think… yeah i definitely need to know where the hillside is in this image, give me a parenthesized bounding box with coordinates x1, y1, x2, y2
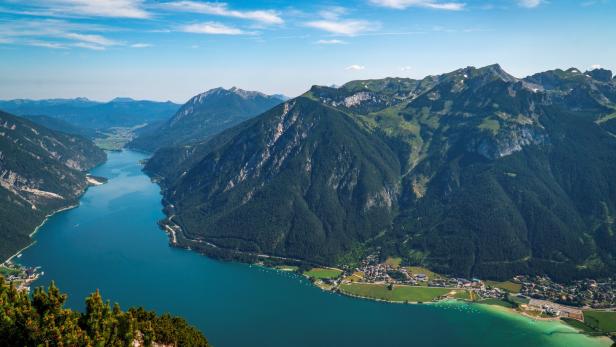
(0, 279, 209, 346)
(130, 87, 284, 152)
(145, 65, 616, 281)
(0, 98, 180, 130)
(22, 114, 98, 138)
(0, 111, 106, 261)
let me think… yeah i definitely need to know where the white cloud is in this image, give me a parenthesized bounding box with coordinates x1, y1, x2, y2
(181, 22, 248, 35)
(63, 33, 119, 46)
(131, 43, 152, 48)
(27, 0, 150, 18)
(73, 42, 107, 50)
(0, 19, 120, 50)
(305, 7, 378, 36)
(518, 0, 543, 8)
(306, 20, 377, 36)
(27, 40, 67, 49)
(591, 64, 602, 69)
(315, 39, 347, 44)
(345, 65, 366, 71)
(161, 1, 283, 25)
(369, 0, 465, 10)
(401, 66, 412, 71)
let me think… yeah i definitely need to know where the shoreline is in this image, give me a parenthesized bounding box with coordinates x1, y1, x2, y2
(146, 155, 614, 344)
(2, 172, 108, 266)
(1, 203, 79, 267)
(295, 272, 613, 342)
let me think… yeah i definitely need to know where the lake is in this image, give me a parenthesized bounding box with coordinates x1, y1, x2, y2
(18, 150, 612, 347)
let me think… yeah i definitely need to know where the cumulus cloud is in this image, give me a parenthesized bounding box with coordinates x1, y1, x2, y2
(518, 0, 543, 8)
(315, 39, 347, 44)
(180, 22, 248, 35)
(400, 66, 413, 71)
(591, 64, 602, 69)
(160, 1, 283, 25)
(345, 64, 366, 71)
(369, 0, 465, 10)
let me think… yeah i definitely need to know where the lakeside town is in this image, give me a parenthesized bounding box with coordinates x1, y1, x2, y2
(292, 251, 616, 340)
(0, 258, 41, 292)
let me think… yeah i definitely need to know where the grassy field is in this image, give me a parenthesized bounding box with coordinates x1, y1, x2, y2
(485, 280, 522, 293)
(583, 311, 616, 332)
(385, 257, 402, 268)
(304, 268, 343, 279)
(405, 266, 444, 281)
(343, 271, 364, 283)
(339, 283, 465, 303)
(94, 126, 141, 151)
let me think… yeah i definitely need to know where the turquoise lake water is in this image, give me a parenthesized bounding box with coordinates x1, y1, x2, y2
(18, 150, 612, 347)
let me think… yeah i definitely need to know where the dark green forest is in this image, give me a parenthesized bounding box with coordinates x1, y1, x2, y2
(0, 277, 209, 346)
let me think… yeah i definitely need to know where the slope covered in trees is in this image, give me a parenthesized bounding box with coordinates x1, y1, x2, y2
(0, 278, 209, 346)
(130, 87, 284, 152)
(145, 65, 616, 281)
(0, 111, 106, 262)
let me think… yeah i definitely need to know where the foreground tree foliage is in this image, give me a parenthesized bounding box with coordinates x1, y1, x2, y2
(0, 277, 209, 346)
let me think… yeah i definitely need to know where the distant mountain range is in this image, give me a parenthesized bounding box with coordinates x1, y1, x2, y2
(0, 97, 180, 131)
(0, 110, 106, 261)
(129, 87, 285, 152)
(144, 65, 616, 282)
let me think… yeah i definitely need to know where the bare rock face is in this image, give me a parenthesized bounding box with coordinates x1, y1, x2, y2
(470, 126, 548, 160)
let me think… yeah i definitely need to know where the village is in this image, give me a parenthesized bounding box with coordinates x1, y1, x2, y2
(0, 258, 41, 293)
(299, 250, 616, 333)
(516, 275, 616, 309)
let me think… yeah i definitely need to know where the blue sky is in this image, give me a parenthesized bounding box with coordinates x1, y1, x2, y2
(0, 0, 615, 103)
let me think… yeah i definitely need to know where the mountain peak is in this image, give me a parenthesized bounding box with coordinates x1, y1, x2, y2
(585, 68, 613, 82)
(475, 64, 517, 82)
(191, 87, 269, 103)
(110, 97, 135, 103)
(442, 64, 517, 85)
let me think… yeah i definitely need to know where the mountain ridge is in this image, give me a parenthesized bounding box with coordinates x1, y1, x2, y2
(0, 110, 106, 262)
(129, 87, 285, 152)
(145, 65, 616, 281)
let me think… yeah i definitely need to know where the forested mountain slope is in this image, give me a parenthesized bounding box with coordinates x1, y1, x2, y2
(130, 87, 284, 152)
(145, 65, 616, 281)
(0, 111, 106, 261)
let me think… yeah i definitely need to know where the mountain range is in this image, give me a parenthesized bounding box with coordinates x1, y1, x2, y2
(144, 65, 616, 281)
(0, 97, 180, 131)
(129, 87, 285, 152)
(0, 110, 106, 261)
